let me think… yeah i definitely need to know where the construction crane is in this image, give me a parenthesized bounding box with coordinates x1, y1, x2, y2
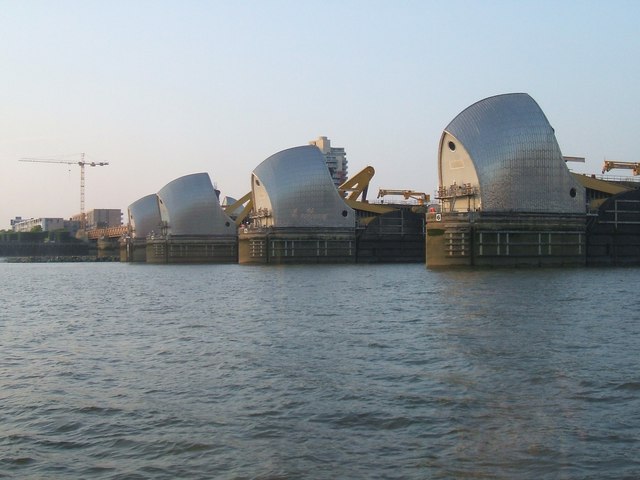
(19, 153, 109, 230)
(601, 160, 640, 176)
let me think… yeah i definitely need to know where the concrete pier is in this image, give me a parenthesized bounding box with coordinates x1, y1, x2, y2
(146, 236, 237, 264)
(120, 238, 148, 262)
(427, 212, 586, 267)
(238, 228, 355, 264)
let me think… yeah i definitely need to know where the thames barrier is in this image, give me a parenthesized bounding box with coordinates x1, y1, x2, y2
(5, 93, 640, 267)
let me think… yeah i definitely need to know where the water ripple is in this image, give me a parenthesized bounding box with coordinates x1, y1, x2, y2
(1, 263, 639, 479)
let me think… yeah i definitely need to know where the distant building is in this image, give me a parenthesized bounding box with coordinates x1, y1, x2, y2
(309, 136, 348, 187)
(10, 217, 26, 228)
(88, 209, 123, 229)
(75, 209, 123, 229)
(13, 217, 65, 232)
(64, 219, 81, 234)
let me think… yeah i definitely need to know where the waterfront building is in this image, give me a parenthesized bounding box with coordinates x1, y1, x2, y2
(123, 194, 162, 262)
(12, 217, 65, 232)
(86, 209, 122, 229)
(145, 173, 237, 263)
(427, 93, 587, 267)
(239, 145, 356, 264)
(10, 217, 25, 229)
(309, 136, 348, 187)
(70, 210, 122, 230)
(156, 173, 235, 236)
(128, 194, 162, 239)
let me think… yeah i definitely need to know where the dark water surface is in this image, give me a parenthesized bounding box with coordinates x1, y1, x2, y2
(1, 263, 639, 479)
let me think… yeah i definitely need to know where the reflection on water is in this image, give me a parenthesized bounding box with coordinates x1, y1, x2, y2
(1, 263, 639, 479)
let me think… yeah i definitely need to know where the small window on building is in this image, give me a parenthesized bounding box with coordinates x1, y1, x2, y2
(570, 187, 577, 198)
(448, 141, 456, 151)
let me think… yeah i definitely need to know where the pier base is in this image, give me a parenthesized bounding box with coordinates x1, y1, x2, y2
(238, 228, 356, 264)
(427, 212, 586, 267)
(146, 236, 237, 264)
(120, 238, 148, 262)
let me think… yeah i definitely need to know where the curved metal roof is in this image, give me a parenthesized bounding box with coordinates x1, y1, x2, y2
(128, 194, 161, 238)
(157, 172, 235, 236)
(440, 93, 585, 213)
(252, 145, 355, 228)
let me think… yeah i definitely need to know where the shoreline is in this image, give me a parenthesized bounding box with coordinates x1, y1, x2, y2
(2, 256, 120, 263)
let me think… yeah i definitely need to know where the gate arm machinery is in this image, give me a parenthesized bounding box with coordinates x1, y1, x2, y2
(223, 191, 253, 226)
(602, 160, 640, 175)
(338, 166, 375, 201)
(338, 166, 396, 222)
(377, 189, 430, 204)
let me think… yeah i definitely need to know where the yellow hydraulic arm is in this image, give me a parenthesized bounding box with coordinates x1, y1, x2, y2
(602, 160, 640, 175)
(377, 189, 430, 204)
(338, 166, 396, 220)
(338, 166, 375, 201)
(223, 191, 253, 226)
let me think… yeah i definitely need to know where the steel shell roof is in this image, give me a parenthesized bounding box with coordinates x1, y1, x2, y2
(128, 194, 161, 238)
(252, 146, 355, 228)
(157, 172, 235, 236)
(440, 93, 585, 213)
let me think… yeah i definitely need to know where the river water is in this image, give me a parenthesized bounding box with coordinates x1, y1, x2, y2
(1, 262, 639, 479)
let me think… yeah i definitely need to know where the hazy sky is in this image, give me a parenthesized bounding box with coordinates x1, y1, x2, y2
(2, 0, 639, 229)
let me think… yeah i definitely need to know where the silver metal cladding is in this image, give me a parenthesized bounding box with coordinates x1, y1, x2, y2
(128, 194, 161, 238)
(252, 145, 355, 228)
(441, 93, 585, 214)
(156, 172, 236, 236)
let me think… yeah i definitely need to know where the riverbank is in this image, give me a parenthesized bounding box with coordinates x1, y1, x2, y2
(2, 256, 119, 263)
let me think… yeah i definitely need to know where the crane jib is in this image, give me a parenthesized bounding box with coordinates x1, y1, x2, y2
(18, 154, 109, 230)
